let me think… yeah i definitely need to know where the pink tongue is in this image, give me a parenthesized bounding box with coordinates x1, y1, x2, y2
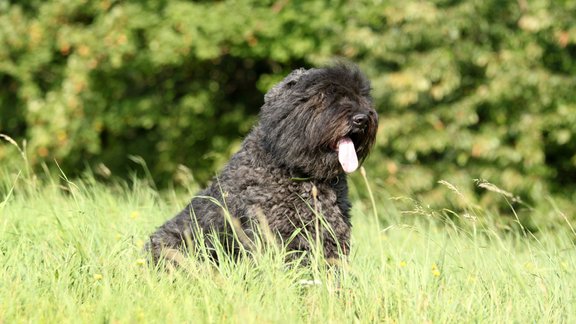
(338, 137, 359, 173)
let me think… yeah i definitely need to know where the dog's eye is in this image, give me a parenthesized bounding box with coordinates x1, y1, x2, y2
(286, 80, 297, 88)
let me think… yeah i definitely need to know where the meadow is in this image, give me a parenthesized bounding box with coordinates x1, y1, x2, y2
(1, 165, 574, 323)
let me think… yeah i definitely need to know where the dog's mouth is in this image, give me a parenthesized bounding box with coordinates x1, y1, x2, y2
(335, 136, 359, 173)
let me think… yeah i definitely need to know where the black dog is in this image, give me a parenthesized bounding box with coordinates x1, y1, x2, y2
(148, 64, 378, 266)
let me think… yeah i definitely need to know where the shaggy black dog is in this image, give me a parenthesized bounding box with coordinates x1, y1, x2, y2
(148, 64, 378, 266)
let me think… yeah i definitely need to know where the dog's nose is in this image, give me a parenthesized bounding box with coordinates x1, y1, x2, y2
(352, 114, 369, 129)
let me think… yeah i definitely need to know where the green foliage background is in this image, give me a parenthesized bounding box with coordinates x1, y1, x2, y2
(1, 0, 575, 214)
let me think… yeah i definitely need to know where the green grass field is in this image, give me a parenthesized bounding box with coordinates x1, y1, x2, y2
(1, 168, 575, 323)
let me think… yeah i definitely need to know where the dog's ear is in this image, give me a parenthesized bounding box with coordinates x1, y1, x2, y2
(264, 68, 312, 103)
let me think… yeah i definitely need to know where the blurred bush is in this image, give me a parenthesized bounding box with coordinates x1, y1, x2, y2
(1, 0, 575, 214)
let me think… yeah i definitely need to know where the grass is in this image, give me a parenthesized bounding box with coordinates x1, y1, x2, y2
(0, 167, 575, 323)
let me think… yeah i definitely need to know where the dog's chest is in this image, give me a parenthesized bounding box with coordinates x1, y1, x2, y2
(241, 177, 350, 237)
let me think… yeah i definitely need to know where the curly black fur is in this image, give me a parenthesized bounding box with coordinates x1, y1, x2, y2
(147, 64, 378, 265)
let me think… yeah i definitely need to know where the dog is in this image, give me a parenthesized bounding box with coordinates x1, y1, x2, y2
(147, 64, 378, 266)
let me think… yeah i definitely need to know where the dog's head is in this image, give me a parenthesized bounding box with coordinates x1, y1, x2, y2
(259, 64, 378, 179)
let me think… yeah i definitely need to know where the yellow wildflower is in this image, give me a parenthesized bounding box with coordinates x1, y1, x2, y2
(432, 263, 440, 277)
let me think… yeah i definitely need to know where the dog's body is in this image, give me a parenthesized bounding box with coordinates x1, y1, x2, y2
(148, 64, 378, 265)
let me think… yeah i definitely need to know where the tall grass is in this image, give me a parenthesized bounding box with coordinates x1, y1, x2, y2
(0, 161, 574, 322)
